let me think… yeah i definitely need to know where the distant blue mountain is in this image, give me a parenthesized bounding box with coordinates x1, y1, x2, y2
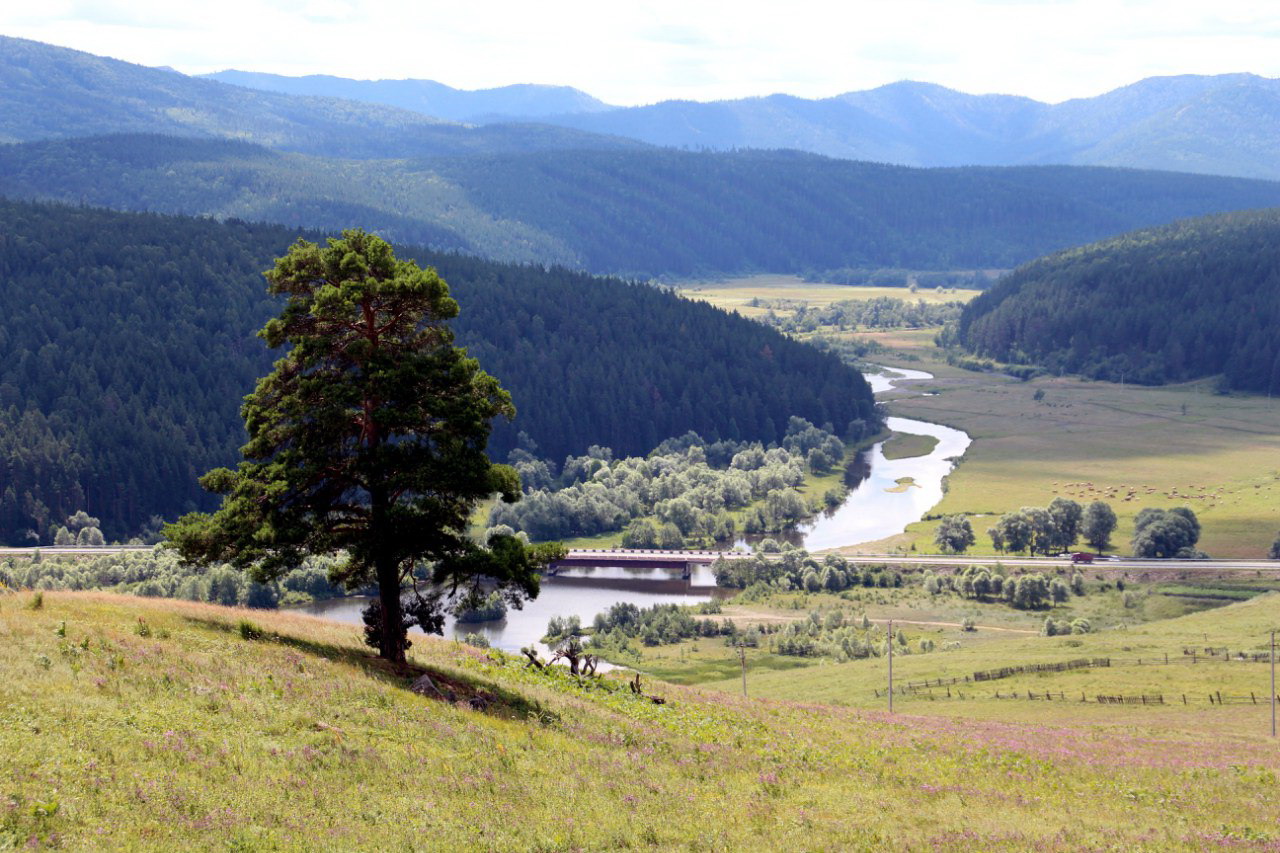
(201, 70, 612, 123)
(0, 35, 639, 158)
(536, 76, 1280, 180)
(201, 66, 1280, 180)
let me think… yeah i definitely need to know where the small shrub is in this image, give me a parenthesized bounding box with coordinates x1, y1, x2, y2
(461, 632, 491, 649)
(29, 591, 43, 610)
(960, 617, 976, 632)
(134, 618, 152, 638)
(238, 619, 264, 641)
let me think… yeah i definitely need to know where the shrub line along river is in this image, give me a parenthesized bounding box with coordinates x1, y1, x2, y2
(296, 365, 971, 653)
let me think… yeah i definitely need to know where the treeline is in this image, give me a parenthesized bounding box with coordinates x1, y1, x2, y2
(570, 599, 926, 663)
(0, 550, 346, 608)
(0, 199, 873, 543)
(712, 547, 902, 593)
(922, 566, 1087, 613)
(955, 209, 1280, 394)
(755, 296, 964, 334)
(9, 135, 1280, 278)
(488, 419, 871, 544)
(803, 268, 997, 288)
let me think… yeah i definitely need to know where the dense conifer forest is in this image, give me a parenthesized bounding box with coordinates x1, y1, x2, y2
(954, 209, 1280, 392)
(0, 198, 873, 544)
(6, 135, 1280, 277)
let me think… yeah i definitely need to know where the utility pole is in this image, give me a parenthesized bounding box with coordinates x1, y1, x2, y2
(888, 619, 894, 714)
(738, 641, 748, 698)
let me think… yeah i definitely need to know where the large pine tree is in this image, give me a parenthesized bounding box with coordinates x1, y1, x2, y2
(167, 230, 561, 662)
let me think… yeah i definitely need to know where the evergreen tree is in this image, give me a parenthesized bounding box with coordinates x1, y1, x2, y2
(166, 230, 563, 663)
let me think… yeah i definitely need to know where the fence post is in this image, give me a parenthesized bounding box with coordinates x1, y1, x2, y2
(887, 619, 893, 714)
(1217, 690, 1223, 705)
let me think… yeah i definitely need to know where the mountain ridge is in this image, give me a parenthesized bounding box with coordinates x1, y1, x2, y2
(201, 69, 612, 122)
(204, 63, 1280, 179)
(0, 35, 641, 158)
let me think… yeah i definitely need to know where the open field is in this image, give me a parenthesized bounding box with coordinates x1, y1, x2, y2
(619, 576, 1280, 682)
(3, 590, 1279, 850)
(678, 278, 1280, 559)
(676, 274, 981, 319)
(882, 359, 1280, 558)
(699, 593, 1280, 728)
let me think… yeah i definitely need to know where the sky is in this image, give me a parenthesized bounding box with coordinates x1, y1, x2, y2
(5, 0, 1279, 105)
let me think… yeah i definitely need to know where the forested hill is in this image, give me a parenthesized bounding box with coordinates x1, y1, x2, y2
(0, 199, 874, 544)
(954, 208, 1280, 393)
(6, 136, 1280, 277)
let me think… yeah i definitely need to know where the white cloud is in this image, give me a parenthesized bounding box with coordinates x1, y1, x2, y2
(4, 0, 1278, 104)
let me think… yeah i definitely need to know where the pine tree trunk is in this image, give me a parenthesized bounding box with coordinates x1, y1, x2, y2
(376, 553, 406, 664)
(371, 486, 406, 664)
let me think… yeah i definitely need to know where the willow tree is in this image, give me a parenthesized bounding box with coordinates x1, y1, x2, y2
(166, 230, 561, 663)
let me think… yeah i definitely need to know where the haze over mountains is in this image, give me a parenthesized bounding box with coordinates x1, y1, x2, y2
(202, 70, 611, 123)
(0, 36, 638, 158)
(204, 64, 1280, 181)
(4, 34, 1280, 279)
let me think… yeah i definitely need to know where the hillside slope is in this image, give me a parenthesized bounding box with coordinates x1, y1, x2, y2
(0, 199, 872, 543)
(6, 135, 1280, 277)
(955, 208, 1280, 393)
(1, 591, 1275, 850)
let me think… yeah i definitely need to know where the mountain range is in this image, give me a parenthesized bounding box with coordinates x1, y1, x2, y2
(201, 70, 611, 123)
(209, 65, 1280, 181)
(0, 35, 637, 159)
(5, 34, 1280, 278)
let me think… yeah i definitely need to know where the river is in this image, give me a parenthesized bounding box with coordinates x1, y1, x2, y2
(295, 364, 970, 653)
(791, 364, 970, 550)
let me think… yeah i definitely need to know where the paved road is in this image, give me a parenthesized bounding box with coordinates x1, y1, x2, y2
(4, 545, 1277, 576)
(558, 548, 1279, 573)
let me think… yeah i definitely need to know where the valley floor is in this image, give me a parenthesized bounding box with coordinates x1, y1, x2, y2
(678, 277, 1280, 559)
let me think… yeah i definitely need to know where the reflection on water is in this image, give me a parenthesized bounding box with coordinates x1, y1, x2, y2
(292, 568, 721, 659)
(796, 415, 969, 550)
(738, 364, 970, 552)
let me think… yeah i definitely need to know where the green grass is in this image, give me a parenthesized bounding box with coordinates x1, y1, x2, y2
(700, 594, 1280, 721)
(881, 431, 940, 460)
(4, 591, 1280, 850)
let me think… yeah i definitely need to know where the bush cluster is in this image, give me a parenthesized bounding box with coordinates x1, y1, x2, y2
(713, 547, 900, 593)
(0, 549, 347, 609)
(491, 418, 859, 546)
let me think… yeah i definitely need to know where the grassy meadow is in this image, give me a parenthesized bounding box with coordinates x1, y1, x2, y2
(3, 590, 1279, 850)
(675, 274, 981, 319)
(613, 574, 1280, 683)
(700, 592, 1280, 725)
